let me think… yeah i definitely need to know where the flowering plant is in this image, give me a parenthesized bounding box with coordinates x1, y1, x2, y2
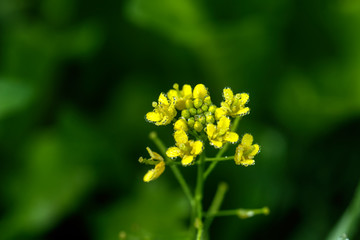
(139, 84, 268, 239)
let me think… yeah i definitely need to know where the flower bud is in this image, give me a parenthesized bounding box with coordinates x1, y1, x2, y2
(181, 109, 190, 119)
(194, 121, 203, 132)
(201, 104, 209, 112)
(194, 98, 203, 108)
(185, 99, 194, 109)
(187, 117, 195, 127)
(206, 115, 215, 124)
(189, 108, 197, 116)
(208, 105, 217, 114)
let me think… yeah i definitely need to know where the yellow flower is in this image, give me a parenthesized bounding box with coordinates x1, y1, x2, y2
(167, 84, 192, 110)
(193, 84, 208, 100)
(166, 130, 203, 166)
(220, 88, 250, 117)
(146, 93, 177, 126)
(140, 147, 166, 182)
(205, 116, 239, 148)
(234, 134, 260, 166)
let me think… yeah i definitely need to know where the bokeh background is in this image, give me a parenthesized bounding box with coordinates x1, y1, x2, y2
(1, 0, 360, 239)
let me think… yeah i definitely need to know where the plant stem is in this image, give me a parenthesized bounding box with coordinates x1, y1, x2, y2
(205, 156, 234, 162)
(326, 178, 360, 240)
(205, 207, 269, 218)
(195, 153, 205, 240)
(204, 182, 228, 232)
(149, 132, 194, 204)
(203, 117, 241, 180)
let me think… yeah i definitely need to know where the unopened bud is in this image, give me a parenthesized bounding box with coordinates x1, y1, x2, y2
(181, 109, 190, 119)
(194, 98, 203, 108)
(208, 105, 217, 114)
(194, 121, 203, 132)
(185, 99, 194, 109)
(189, 108, 197, 116)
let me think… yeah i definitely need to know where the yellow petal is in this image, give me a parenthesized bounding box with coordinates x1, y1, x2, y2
(158, 115, 170, 125)
(191, 141, 203, 155)
(234, 107, 250, 116)
(223, 88, 234, 102)
(215, 107, 226, 120)
(250, 144, 260, 156)
(143, 161, 165, 182)
(210, 139, 223, 148)
(218, 116, 230, 133)
(239, 93, 249, 105)
(174, 130, 188, 144)
(193, 84, 208, 99)
(182, 84, 192, 97)
(146, 112, 162, 122)
(241, 134, 253, 146)
(234, 146, 244, 165)
(182, 155, 194, 166)
(146, 147, 164, 161)
(167, 89, 178, 101)
(240, 159, 255, 167)
(205, 124, 216, 138)
(224, 132, 239, 143)
(174, 119, 188, 131)
(158, 93, 169, 105)
(166, 147, 181, 158)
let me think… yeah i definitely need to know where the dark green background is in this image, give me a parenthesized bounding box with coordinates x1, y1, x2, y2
(1, 0, 360, 239)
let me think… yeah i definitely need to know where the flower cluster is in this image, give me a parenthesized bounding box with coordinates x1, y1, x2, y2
(140, 84, 260, 182)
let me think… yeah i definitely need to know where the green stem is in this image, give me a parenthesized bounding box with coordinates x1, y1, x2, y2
(326, 178, 360, 240)
(203, 117, 241, 180)
(206, 207, 269, 219)
(195, 153, 205, 240)
(204, 182, 228, 232)
(149, 132, 194, 205)
(205, 156, 234, 162)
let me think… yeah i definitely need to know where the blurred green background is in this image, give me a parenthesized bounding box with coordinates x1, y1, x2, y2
(1, 0, 360, 239)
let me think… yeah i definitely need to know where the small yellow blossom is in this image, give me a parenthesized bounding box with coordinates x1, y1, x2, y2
(234, 134, 260, 166)
(220, 88, 250, 117)
(174, 118, 188, 132)
(205, 116, 239, 148)
(146, 93, 177, 126)
(140, 147, 166, 182)
(193, 84, 208, 100)
(167, 84, 193, 110)
(166, 130, 203, 166)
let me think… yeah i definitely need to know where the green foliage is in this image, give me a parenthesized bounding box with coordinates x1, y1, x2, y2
(0, 79, 33, 119)
(94, 182, 190, 240)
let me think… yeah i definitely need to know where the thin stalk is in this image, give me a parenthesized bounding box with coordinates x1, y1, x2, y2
(205, 156, 234, 162)
(204, 182, 228, 232)
(195, 153, 205, 240)
(203, 117, 241, 180)
(205, 207, 269, 219)
(326, 178, 360, 240)
(149, 132, 194, 204)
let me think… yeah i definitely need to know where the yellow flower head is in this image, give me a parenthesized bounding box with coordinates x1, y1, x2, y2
(140, 147, 166, 182)
(205, 116, 239, 148)
(167, 84, 193, 110)
(166, 130, 203, 166)
(220, 88, 250, 117)
(146, 93, 177, 126)
(234, 134, 260, 166)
